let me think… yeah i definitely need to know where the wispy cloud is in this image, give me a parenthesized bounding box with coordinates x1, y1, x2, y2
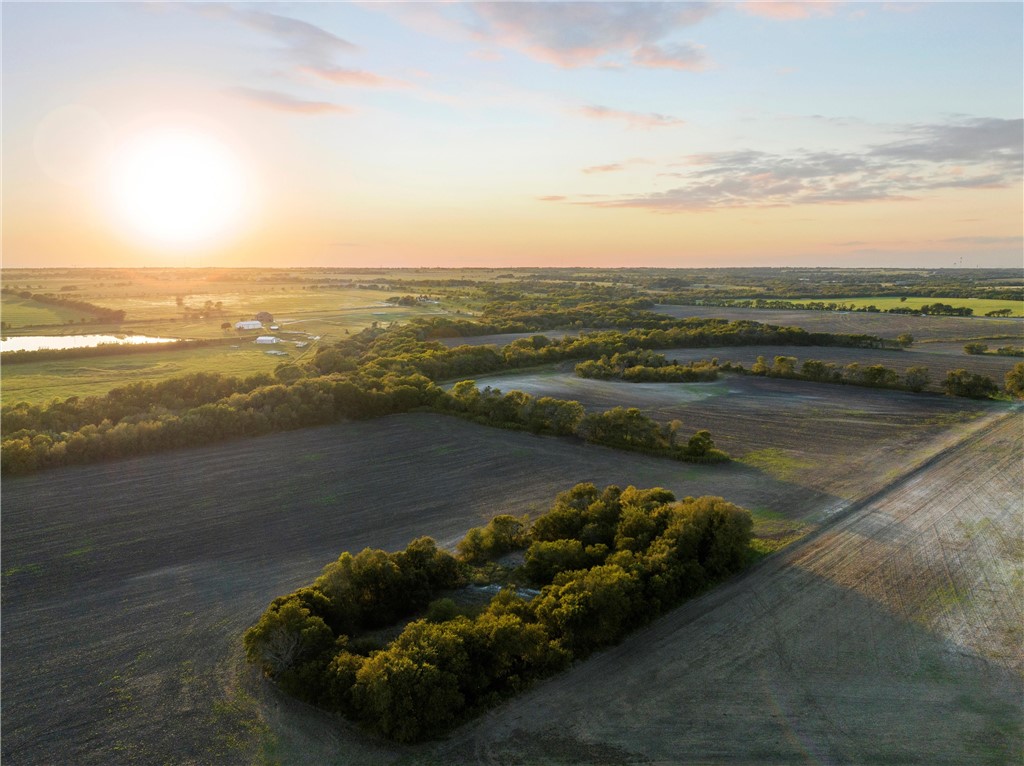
(940, 235, 1024, 245)
(583, 163, 626, 174)
(382, 2, 717, 69)
(577, 104, 685, 129)
(536, 195, 567, 202)
(299, 66, 409, 89)
(196, 5, 357, 67)
(740, 2, 842, 20)
(559, 117, 1022, 211)
(225, 87, 352, 115)
(196, 5, 408, 105)
(631, 41, 710, 71)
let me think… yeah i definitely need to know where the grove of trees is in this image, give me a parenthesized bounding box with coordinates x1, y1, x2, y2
(243, 484, 754, 742)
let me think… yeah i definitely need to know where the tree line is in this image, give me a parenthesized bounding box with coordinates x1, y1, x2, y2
(439, 381, 728, 463)
(243, 484, 754, 742)
(575, 349, 720, 383)
(1, 287, 126, 324)
(737, 354, 1008, 399)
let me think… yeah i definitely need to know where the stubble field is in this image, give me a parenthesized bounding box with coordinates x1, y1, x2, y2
(462, 369, 1006, 510)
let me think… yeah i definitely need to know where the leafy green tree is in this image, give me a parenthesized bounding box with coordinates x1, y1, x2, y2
(243, 595, 335, 678)
(523, 539, 589, 584)
(1005, 362, 1024, 398)
(903, 366, 931, 392)
(943, 369, 998, 398)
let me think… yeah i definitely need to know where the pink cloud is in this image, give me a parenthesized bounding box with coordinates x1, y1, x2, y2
(741, 2, 841, 20)
(577, 105, 685, 129)
(583, 163, 626, 174)
(381, 3, 718, 69)
(632, 42, 710, 71)
(300, 66, 409, 89)
(225, 86, 353, 115)
(536, 195, 567, 202)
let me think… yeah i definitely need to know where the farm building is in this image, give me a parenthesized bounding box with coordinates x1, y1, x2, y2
(255, 336, 279, 344)
(235, 320, 262, 331)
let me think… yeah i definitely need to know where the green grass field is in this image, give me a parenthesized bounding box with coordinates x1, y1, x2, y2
(829, 296, 1023, 317)
(1, 269, 458, 403)
(0, 343, 313, 405)
(1, 294, 87, 328)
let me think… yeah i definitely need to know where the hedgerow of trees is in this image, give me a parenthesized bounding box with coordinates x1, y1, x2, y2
(1, 287, 126, 323)
(243, 484, 754, 742)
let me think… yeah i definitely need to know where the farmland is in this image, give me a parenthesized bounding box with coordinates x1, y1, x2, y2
(824, 295, 1023, 316)
(655, 344, 1022, 389)
(2, 412, 813, 765)
(655, 303, 1024, 343)
(2, 267, 1021, 765)
(461, 369, 1006, 507)
(3, 407, 1018, 765)
(428, 412, 1023, 766)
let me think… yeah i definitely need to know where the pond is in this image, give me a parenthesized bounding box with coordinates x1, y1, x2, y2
(0, 334, 181, 353)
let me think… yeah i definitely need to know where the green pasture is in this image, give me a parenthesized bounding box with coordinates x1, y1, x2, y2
(828, 296, 1023, 317)
(1, 342, 314, 405)
(1, 294, 86, 328)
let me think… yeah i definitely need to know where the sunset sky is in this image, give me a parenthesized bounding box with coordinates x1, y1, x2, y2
(3, 1, 1022, 269)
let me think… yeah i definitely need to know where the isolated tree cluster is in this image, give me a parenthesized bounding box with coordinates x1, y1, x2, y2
(244, 484, 754, 742)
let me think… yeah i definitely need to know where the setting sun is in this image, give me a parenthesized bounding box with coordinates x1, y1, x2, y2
(105, 127, 247, 248)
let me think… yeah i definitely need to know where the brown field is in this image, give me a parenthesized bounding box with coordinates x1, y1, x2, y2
(1, 413, 826, 766)
(654, 303, 1024, 343)
(657, 344, 1021, 389)
(3, 387, 1017, 765)
(463, 369, 1008, 510)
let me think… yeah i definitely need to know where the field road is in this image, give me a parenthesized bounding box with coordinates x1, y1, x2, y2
(2, 410, 1020, 764)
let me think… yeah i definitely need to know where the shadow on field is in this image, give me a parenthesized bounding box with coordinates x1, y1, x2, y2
(428, 565, 1023, 766)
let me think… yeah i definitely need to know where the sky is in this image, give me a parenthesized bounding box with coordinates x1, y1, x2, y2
(2, 1, 1022, 269)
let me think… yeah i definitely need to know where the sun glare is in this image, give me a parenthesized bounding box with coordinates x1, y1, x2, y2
(106, 127, 247, 248)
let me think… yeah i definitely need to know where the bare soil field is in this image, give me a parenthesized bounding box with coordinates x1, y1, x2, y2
(421, 410, 1024, 766)
(466, 369, 1007, 510)
(654, 303, 1024, 344)
(2, 413, 824, 766)
(656, 344, 1021, 390)
(3, 402, 1018, 764)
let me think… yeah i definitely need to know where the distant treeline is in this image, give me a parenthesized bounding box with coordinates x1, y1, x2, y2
(964, 343, 1024, 357)
(729, 354, 1004, 399)
(244, 484, 753, 742)
(1, 287, 126, 323)
(659, 297, 1002, 317)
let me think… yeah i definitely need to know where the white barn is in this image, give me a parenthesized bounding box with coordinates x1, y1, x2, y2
(255, 336, 279, 344)
(235, 320, 262, 330)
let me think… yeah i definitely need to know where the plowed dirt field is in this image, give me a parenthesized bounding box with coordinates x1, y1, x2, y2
(2, 405, 1019, 765)
(466, 370, 1006, 510)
